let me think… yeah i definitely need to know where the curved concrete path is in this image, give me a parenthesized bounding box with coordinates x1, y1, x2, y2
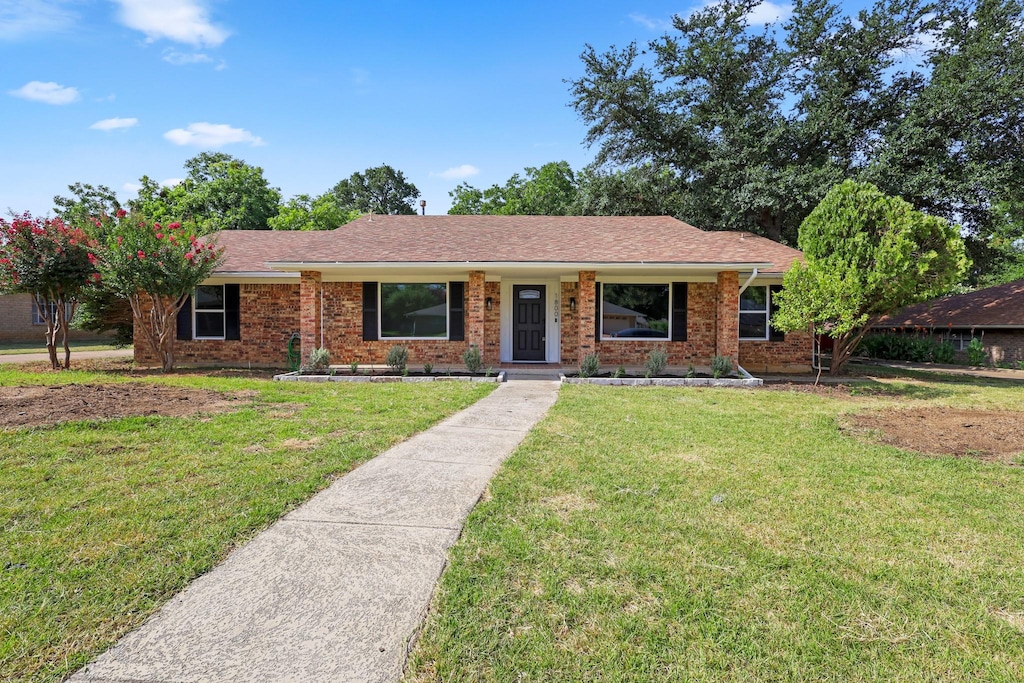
(70, 379, 559, 683)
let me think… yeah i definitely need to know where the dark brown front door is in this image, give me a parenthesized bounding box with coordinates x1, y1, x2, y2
(513, 285, 546, 361)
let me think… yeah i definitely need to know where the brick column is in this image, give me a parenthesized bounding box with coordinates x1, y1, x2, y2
(299, 270, 322, 363)
(716, 270, 739, 361)
(466, 270, 486, 354)
(577, 270, 597, 365)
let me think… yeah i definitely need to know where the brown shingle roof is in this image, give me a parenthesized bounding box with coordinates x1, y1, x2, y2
(878, 279, 1024, 329)
(210, 215, 803, 274)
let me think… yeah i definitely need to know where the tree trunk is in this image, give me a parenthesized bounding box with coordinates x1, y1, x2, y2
(34, 295, 59, 370)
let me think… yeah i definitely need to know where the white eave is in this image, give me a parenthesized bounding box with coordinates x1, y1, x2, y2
(264, 260, 777, 279)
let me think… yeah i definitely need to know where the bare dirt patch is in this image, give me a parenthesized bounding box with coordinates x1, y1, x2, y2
(846, 408, 1024, 463)
(0, 383, 253, 428)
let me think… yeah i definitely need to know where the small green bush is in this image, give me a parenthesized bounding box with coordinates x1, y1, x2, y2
(686, 363, 696, 379)
(644, 348, 668, 377)
(349, 361, 358, 374)
(932, 341, 957, 364)
(579, 353, 600, 378)
(463, 345, 483, 374)
(301, 347, 330, 373)
(711, 355, 733, 379)
(967, 337, 987, 366)
(612, 365, 626, 379)
(859, 333, 963, 364)
(386, 345, 409, 373)
(423, 362, 433, 374)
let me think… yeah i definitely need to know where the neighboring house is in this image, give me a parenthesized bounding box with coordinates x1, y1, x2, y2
(0, 293, 110, 343)
(876, 278, 1024, 365)
(134, 215, 812, 372)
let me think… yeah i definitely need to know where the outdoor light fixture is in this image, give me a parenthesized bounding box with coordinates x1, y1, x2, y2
(569, 297, 577, 312)
(486, 297, 493, 311)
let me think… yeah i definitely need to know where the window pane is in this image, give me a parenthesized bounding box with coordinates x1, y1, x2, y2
(740, 286, 767, 312)
(740, 312, 768, 339)
(381, 283, 447, 338)
(196, 285, 225, 310)
(195, 311, 225, 338)
(602, 284, 669, 339)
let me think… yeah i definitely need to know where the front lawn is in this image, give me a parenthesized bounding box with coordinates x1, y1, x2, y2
(0, 367, 494, 683)
(407, 378, 1024, 681)
(0, 341, 125, 355)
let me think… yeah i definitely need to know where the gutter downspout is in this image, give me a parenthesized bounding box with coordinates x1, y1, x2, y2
(320, 283, 324, 349)
(735, 268, 758, 380)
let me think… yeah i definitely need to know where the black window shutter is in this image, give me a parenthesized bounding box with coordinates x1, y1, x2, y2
(671, 282, 688, 341)
(362, 282, 378, 341)
(594, 282, 602, 342)
(449, 281, 465, 341)
(224, 284, 241, 340)
(769, 285, 785, 341)
(176, 294, 193, 340)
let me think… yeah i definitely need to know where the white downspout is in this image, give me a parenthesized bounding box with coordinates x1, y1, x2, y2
(319, 282, 324, 349)
(735, 268, 758, 380)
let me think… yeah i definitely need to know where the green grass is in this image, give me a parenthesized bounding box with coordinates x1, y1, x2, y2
(0, 341, 125, 355)
(0, 367, 495, 683)
(407, 378, 1024, 682)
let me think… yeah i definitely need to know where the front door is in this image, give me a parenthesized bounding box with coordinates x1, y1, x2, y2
(513, 285, 546, 361)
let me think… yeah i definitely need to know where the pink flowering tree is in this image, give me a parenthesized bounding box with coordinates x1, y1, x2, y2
(0, 213, 99, 369)
(98, 211, 222, 371)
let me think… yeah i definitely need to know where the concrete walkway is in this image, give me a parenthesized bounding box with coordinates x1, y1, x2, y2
(70, 379, 560, 683)
(0, 348, 133, 364)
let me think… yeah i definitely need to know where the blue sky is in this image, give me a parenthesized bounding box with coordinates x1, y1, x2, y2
(1, 0, 824, 217)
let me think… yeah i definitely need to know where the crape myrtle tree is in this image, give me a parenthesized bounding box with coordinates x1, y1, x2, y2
(98, 211, 222, 372)
(570, 0, 1024, 268)
(0, 214, 99, 369)
(772, 181, 969, 375)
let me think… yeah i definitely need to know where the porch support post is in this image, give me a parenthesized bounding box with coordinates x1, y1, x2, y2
(299, 270, 322, 364)
(577, 270, 597, 365)
(466, 270, 486, 351)
(716, 270, 739, 362)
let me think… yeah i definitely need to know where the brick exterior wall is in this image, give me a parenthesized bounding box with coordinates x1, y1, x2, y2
(577, 271, 597, 363)
(1, 293, 114, 342)
(134, 283, 300, 366)
(483, 282, 501, 365)
(977, 331, 1024, 364)
(134, 275, 814, 371)
(716, 271, 740, 361)
(738, 333, 814, 373)
(467, 271, 486, 351)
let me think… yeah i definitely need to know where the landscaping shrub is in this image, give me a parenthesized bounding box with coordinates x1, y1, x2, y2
(386, 345, 409, 373)
(644, 348, 668, 377)
(711, 355, 733, 378)
(579, 353, 600, 378)
(423, 362, 433, 374)
(859, 333, 961, 364)
(967, 337, 987, 366)
(463, 345, 483, 374)
(301, 347, 330, 373)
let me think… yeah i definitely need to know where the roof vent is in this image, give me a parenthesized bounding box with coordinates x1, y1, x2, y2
(419, 199, 426, 216)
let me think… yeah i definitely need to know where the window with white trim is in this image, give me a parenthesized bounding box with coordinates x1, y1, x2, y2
(739, 286, 770, 340)
(380, 283, 448, 339)
(601, 284, 670, 339)
(193, 284, 226, 339)
(32, 301, 73, 325)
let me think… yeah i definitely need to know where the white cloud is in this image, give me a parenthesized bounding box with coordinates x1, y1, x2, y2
(90, 117, 138, 131)
(123, 182, 141, 193)
(113, 0, 228, 47)
(678, 1, 793, 26)
(0, 0, 75, 40)
(628, 13, 672, 31)
(163, 122, 264, 148)
(9, 80, 79, 104)
(160, 177, 183, 187)
(433, 164, 480, 180)
(745, 1, 792, 25)
(162, 48, 212, 65)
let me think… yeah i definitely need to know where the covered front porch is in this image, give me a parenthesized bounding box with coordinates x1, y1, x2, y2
(291, 264, 746, 370)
